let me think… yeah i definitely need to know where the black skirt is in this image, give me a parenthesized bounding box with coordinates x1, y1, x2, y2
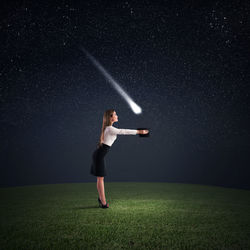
(90, 143, 111, 177)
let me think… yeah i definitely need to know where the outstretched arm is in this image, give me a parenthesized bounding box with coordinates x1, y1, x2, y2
(116, 127, 137, 135)
(108, 126, 149, 135)
(108, 126, 137, 135)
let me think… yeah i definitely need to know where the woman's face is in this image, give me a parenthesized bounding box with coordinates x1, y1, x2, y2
(111, 111, 118, 123)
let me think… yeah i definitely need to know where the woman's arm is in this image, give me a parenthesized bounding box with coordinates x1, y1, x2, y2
(108, 126, 149, 135)
(109, 126, 137, 135)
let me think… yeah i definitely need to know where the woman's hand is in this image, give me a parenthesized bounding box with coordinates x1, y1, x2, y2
(138, 129, 149, 134)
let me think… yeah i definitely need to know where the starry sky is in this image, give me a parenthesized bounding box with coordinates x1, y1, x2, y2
(1, 1, 250, 189)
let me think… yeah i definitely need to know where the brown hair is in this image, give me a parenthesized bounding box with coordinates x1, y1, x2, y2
(97, 109, 115, 148)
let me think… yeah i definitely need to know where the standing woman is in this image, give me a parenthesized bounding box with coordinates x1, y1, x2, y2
(90, 109, 149, 208)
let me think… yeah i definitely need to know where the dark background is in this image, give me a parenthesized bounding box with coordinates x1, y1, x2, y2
(1, 1, 249, 189)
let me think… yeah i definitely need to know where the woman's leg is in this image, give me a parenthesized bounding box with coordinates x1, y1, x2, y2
(97, 177, 106, 204)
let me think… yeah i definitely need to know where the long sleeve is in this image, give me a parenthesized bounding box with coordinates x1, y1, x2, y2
(109, 126, 137, 135)
(103, 125, 137, 146)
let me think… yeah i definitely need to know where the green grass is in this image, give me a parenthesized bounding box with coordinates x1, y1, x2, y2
(1, 182, 250, 249)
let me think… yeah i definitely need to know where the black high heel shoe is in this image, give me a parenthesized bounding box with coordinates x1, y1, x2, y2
(98, 197, 102, 206)
(98, 197, 109, 208)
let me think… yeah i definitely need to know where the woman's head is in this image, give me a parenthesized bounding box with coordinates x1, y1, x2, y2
(97, 109, 118, 147)
(102, 109, 118, 126)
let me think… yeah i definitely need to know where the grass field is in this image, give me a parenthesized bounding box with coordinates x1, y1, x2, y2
(0, 182, 250, 249)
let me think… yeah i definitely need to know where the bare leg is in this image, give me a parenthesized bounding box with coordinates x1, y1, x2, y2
(97, 177, 107, 204)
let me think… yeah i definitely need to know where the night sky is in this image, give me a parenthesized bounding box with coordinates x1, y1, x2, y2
(1, 1, 249, 189)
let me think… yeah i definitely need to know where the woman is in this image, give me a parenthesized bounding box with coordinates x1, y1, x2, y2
(90, 109, 149, 208)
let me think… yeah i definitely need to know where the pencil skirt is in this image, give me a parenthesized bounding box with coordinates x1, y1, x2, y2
(90, 143, 111, 177)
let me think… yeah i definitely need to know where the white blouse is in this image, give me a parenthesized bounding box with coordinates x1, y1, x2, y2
(103, 125, 138, 146)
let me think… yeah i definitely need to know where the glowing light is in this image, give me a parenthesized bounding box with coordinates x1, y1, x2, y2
(80, 47, 142, 114)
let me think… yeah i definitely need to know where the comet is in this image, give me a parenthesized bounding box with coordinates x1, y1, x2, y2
(80, 47, 142, 114)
